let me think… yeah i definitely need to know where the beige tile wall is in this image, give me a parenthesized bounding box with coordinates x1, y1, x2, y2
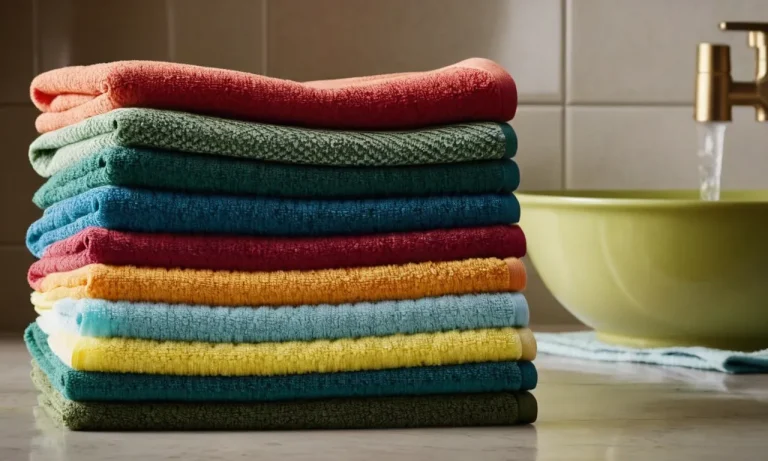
(2, 0, 768, 331)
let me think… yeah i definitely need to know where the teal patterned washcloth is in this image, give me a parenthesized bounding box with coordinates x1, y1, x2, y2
(29, 108, 517, 177)
(39, 293, 528, 343)
(536, 331, 768, 374)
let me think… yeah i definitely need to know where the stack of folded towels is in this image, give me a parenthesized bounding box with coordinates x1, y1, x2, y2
(23, 58, 538, 431)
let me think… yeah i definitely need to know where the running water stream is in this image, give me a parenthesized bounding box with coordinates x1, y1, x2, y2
(696, 122, 727, 201)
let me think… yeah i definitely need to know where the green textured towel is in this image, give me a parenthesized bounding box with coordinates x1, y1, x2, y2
(29, 108, 517, 177)
(33, 146, 520, 208)
(32, 364, 537, 431)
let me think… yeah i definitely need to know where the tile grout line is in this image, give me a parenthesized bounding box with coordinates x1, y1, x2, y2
(261, 0, 269, 76)
(165, 0, 177, 61)
(561, 0, 567, 190)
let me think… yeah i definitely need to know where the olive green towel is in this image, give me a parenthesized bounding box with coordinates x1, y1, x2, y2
(29, 108, 517, 177)
(32, 364, 537, 431)
(33, 146, 520, 209)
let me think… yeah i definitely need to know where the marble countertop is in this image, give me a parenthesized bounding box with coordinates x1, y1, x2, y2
(1, 332, 767, 461)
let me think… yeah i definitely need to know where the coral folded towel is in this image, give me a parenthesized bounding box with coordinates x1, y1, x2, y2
(26, 186, 520, 257)
(40, 324, 537, 376)
(29, 108, 517, 177)
(32, 258, 526, 308)
(34, 369, 538, 430)
(33, 146, 520, 208)
(30, 58, 517, 133)
(28, 225, 526, 287)
(27, 324, 538, 402)
(36, 293, 529, 343)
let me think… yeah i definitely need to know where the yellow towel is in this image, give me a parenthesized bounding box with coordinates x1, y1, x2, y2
(32, 258, 526, 308)
(44, 326, 537, 376)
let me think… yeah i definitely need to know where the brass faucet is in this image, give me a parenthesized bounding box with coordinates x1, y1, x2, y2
(695, 22, 768, 122)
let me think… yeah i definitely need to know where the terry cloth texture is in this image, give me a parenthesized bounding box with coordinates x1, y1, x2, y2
(28, 225, 526, 288)
(37, 293, 529, 343)
(41, 324, 537, 376)
(28, 108, 517, 177)
(33, 147, 520, 208)
(25, 186, 520, 258)
(26, 323, 538, 402)
(31, 258, 526, 308)
(33, 368, 538, 431)
(30, 58, 518, 133)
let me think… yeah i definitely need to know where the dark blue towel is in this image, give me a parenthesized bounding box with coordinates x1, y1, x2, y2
(26, 186, 519, 257)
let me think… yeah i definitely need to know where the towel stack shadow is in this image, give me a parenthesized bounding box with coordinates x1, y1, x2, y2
(22, 58, 538, 431)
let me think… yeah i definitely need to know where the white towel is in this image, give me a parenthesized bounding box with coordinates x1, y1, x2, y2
(535, 331, 768, 374)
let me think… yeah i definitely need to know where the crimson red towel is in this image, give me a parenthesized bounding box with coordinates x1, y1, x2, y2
(28, 225, 526, 290)
(30, 58, 517, 133)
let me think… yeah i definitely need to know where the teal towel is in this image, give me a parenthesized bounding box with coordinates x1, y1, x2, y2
(33, 147, 520, 209)
(26, 186, 519, 257)
(29, 108, 517, 177)
(25, 323, 538, 402)
(43, 293, 529, 343)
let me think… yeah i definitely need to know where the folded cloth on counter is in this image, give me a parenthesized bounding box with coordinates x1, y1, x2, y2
(39, 322, 537, 375)
(31, 58, 517, 133)
(33, 147, 521, 208)
(37, 293, 529, 342)
(29, 108, 517, 177)
(26, 186, 520, 257)
(31, 258, 526, 308)
(33, 369, 537, 431)
(28, 225, 526, 288)
(26, 324, 538, 402)
(536, 331, 768, 374)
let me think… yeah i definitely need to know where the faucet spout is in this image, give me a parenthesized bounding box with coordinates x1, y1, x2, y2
(694, 22, 768, 122)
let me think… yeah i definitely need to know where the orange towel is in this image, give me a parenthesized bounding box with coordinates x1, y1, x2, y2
(33, 258, 526, 308)
(30, 58, 517, 132)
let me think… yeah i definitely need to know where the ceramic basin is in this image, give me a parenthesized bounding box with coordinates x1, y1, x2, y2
(517, 190, 768, 350)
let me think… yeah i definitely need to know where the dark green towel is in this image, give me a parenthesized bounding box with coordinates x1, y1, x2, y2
(33, 147, 520, 209)
(26, 323, 537, 402)
(29, 108, 517, 177)
(33, 365, 537, 431)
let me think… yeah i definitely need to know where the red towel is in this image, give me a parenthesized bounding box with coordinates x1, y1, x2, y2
(27, 225, 526, 290)
(30, 58, 517, 133)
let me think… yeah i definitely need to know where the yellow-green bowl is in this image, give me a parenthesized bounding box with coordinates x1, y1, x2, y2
(517, 190, 768, 351)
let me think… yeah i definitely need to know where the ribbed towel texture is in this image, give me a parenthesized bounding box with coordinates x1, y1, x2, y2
(42, 323, 537, 376)
(29, 108, 517, 177)
(33, 146, 520, 208)
(26, 186, 520, 257)
(34, 368, 538, 431)
(32, 258, 526, 308)
(31, 58, 518, 132)
(26, 323, 538, 402)
(39, 293, 529, 342)
(28, 225, 526, 288)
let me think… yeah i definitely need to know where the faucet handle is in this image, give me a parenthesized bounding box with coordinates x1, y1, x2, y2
(719, 22, 768, 48)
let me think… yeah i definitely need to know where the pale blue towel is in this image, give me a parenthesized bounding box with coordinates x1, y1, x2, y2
(47, 293, 529, 343)
(536, 331, 768, 374)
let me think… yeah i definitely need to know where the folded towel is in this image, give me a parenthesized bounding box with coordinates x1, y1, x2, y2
(40, 323, 537, 376)
(32, 258, 526, 308)
(38, 293, 529, 343)
(31, 58, 517, 133)
(26, 323, 538, 402)
(536, 331, 768, 374)
(26, 186, 520, 257)
(28, 225, 526, 289)
(33, 146, 520, 208)
(33, 368, 537, 431)
(29, 108, 517, 177)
